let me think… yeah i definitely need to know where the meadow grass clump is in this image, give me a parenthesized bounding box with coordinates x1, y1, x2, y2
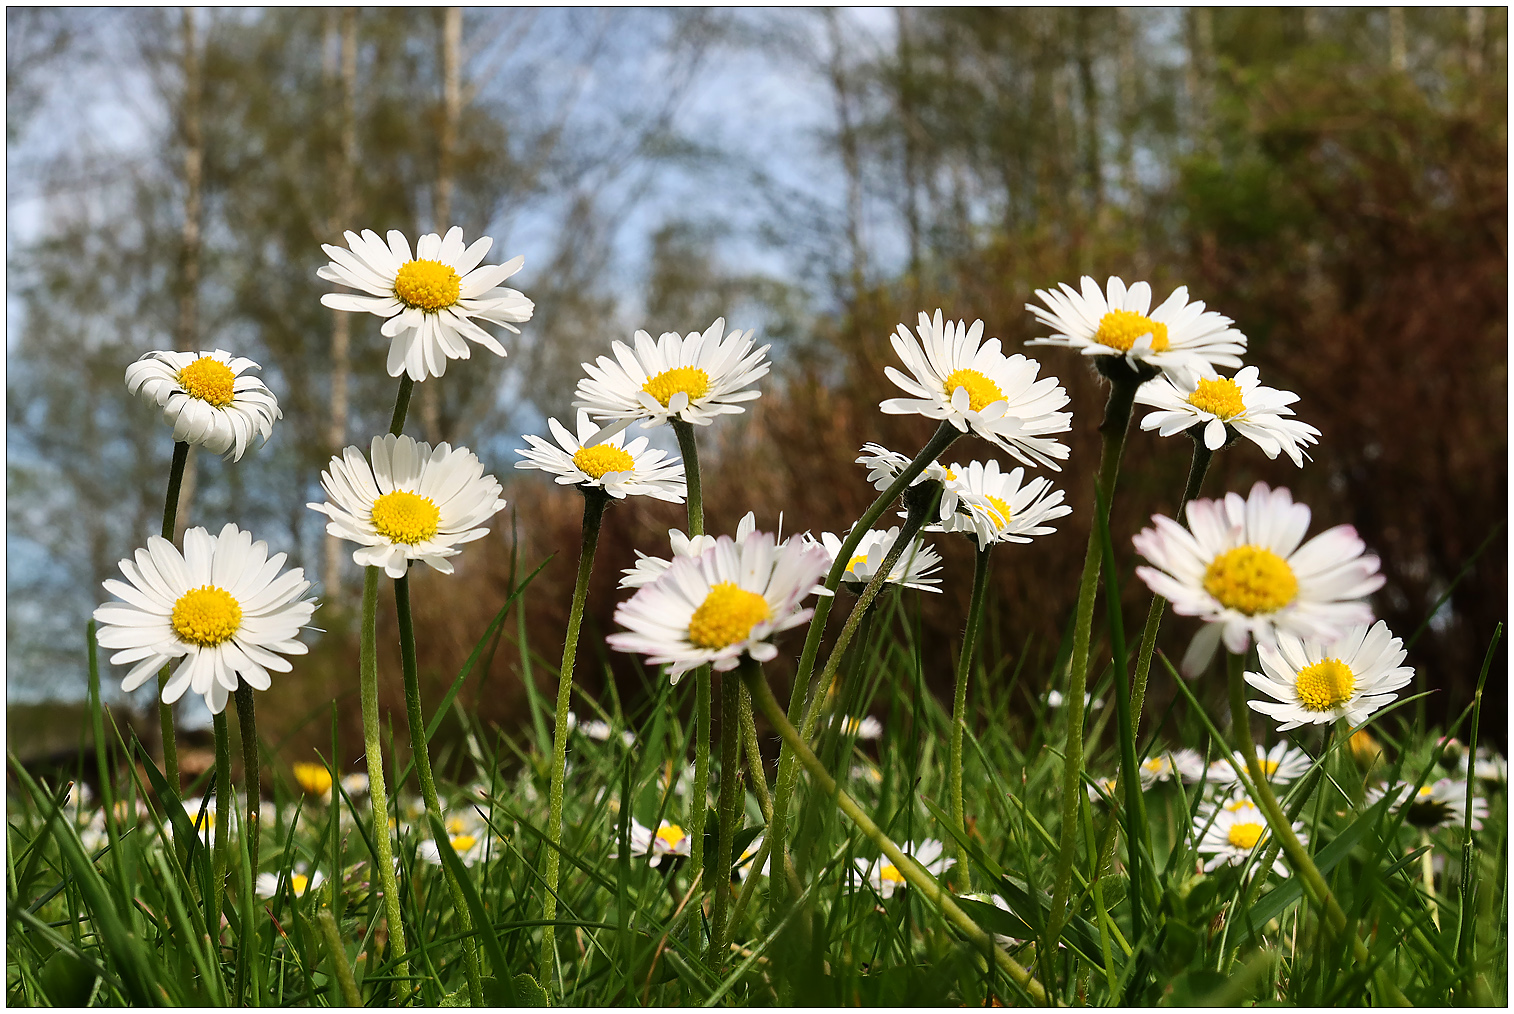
(6, 238, 1506, 1008)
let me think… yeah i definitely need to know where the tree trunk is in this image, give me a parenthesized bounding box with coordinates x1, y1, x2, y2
(419, 5, 462, 446)
(174, 5, 203, 548)
(824, 8, 867, 311)
(323, 7, 358, 602)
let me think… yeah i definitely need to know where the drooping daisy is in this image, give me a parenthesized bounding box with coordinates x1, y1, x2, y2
(809, 527, 943, 593)
(125, 349, 281, 461)
(93, 524, 316, 715)
(292, 762, 335, 801)
(1207, 742, 1314, 787)
(832, 715, 884, 740)
(515, 409, 686, 502)
(613, 818, 692, 867)
(574, 318, 770, 433)
(1132, 482, 1385, 676)
(256, 867, 327, 900)
(1367, 779, 1487, 831)
(1027, 276, 1246, 387)
(607, 528, 831, 682)
(619, 512, 757, 590)
(931, 459, 1073, 549)
(309, 433, 506, 579)
(855, 442, 959, 494)
(851, 839, 955, 900)
(1194, 796, 1304, 876)
(880, 310, 1073, 470)
(1245, 621, 1414, 731)
(319, 227, 533, 382)
(1134, 366, 1320, 465)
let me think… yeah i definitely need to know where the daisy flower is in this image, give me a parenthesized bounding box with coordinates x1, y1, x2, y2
(318, 227, 533, 382)
(855, 442, 959, 493)
(1474, 749, 1507, 787)
(613, 818, 692, 867)
(308, 433, 506, 579)
(931, 459, 1072, 549)
(292, 762, 334, 801)
(179, 796, 217, 844)
(125, 349, 281, 461)
(1367, 778, 1487, 831)
(1245, 621, 1414, 732)
(1086, 775, 1120, 803)
(1194, 796, 1304, 876)
(851, 839, 955, 900)
(607, 528, 831, 682)
(574, 318, 769, 433)
(1027, 275, 1246, 387)
(1207, 742, 1314, 787)
(733, 834, 772, 882)
(832, 715, 884, 740)
(619, 512, 757, 590)
(93, 524, 316, 715)
(880, 310, 1072, 470)
(255, 867, 326, 900)
(1132, 482, 1385, 676)
(809, 527, 943, 593)
(1046, 690, 1105, 711)
(418, 831, 490, 866)
(515, 409, 686, 502)
(1135, 366, 1320, 465)
(1137, 753, 1182, 789)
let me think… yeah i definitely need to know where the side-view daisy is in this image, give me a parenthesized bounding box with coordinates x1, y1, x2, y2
(851, 839, 955, 900)
(619, 511, 758, 589)
(613, 818, 692, 867)
(319, 227, 533, 381)
(125, 349, 281, 461)
(516, 409, 686, 502)
(881, 310, 1072, 470)
(308, 433, 507, 579)
(1366, 778, 1488, 832)
(608, 528, 830, 681)
(93, 523, 316, 715)
(574, 318, 770, 433)
(831, 715, 884, 740)
(1134, 366, 1321, 465)
(931, 459, 1072, 549)
(1245, 621, 1414, 731)
(1207, 742, 1314, 787)
(1194, 796, 1304, 876)
(1027, 275, 1246, 387)
(808, 527, 943, 593)
(855, 441, 958, 493)
(1133, 481, 1385, 676)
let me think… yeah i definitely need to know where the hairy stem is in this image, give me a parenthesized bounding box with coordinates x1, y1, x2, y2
(156, 440, 190, 790)
(711, 667, 744, 965)
(671, 418, 713, 903)
(234, 686, 261, 886)
(950, 544, 992, 891)
(359, 567, 407, 984)
(212, 711, 231, 925)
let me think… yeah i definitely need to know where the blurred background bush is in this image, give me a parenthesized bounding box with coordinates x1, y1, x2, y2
(7, 8, 1505, 774)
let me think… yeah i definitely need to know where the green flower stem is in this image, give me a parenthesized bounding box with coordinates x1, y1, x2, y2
(670, 419, 712, 899)
(156, 440, 190, 790)
(1045, 368, 1142, 954)
(1420, 830, 1441, 929)
(539, 489, 608, 977)
(711, 667, 744, 965)
(1128, 439, 1213, 727)
(728, 687, 772, 932)
(740, 660, 1054, 1006)
(949, 544, 993, 892)
(769, 422, 958, 918)
(359, 567, 407, 982)
(672, 420, 704, 539)
(388, 375, 414, 437)
(317, 904, 364, 1007)
(234, 686, 261, 888)
(212, 711, 231, 922)
(1224, 651, 1400, 1001)
(395, 572, 482, 1006)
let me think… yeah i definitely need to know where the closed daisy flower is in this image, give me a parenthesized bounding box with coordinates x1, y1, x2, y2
(1244, 621, 1414, 732)
(125, 349, 281, 461)
(809, 527, 943, 593)
(308, 433, 506, 579)
(619, 512, 757, 590)
(1132, 482, 1385, 676)
(1207, 742, 1314, 787)
(1195, 796, 1304, 876)
(1367, 778, 1487, 831)
(93, 523, 316, 715)
(880, 310, 1072, 470)
(931, 459, 1072, 549)
(1135, 366, 1320, 465)
(574, 318, 769, 432)
(607, 528, 830, 682)
(515, 409, 685, 502)
(319, 227, 533, 381)
(1028, 275, 1246, 387)
(851, 839, 954, 900)
(613, 818, 692, 867)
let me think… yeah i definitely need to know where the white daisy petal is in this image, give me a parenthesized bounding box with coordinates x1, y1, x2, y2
(125, 350, 281, 461)
(515, 409, 686, 502)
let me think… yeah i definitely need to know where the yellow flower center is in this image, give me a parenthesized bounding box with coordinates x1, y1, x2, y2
(642, 366, 711, 407)
(1143, 758, 1166, 774)
(943, 468, 957, 481)
(370, 490, 441, 545)
(1260, 758, 1280, 776)
(1223, 798, 1251, 812)
(1202, 546, 1298, 615)
(572, 444, 636, 479)
(981, 495, 1014, 530)
(1095, 309, 1170, 353)
(176, 357, 237, 407)
(292, 762, 333, 797)
(170, 585, 243, 647)
(451, 834, 477, 852)
(880, 863, 907, 885)
(687, 582, 770, 649)
(845, 554, 869, 574)
(195, 811, 216, 831)
(943, 368, 1004, 412)
(1294, 658, 1356, 712)
(655, 824, 687, 850)
(393, 258, 461, 312)
(1227, 822, 1265, 850)
(1187, 377, 1246, 420)
(290, 874, 310, 895)
(446, 816, 470, 836)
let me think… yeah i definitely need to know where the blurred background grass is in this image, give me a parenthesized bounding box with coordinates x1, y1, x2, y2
(7, 8, 1505, 777)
